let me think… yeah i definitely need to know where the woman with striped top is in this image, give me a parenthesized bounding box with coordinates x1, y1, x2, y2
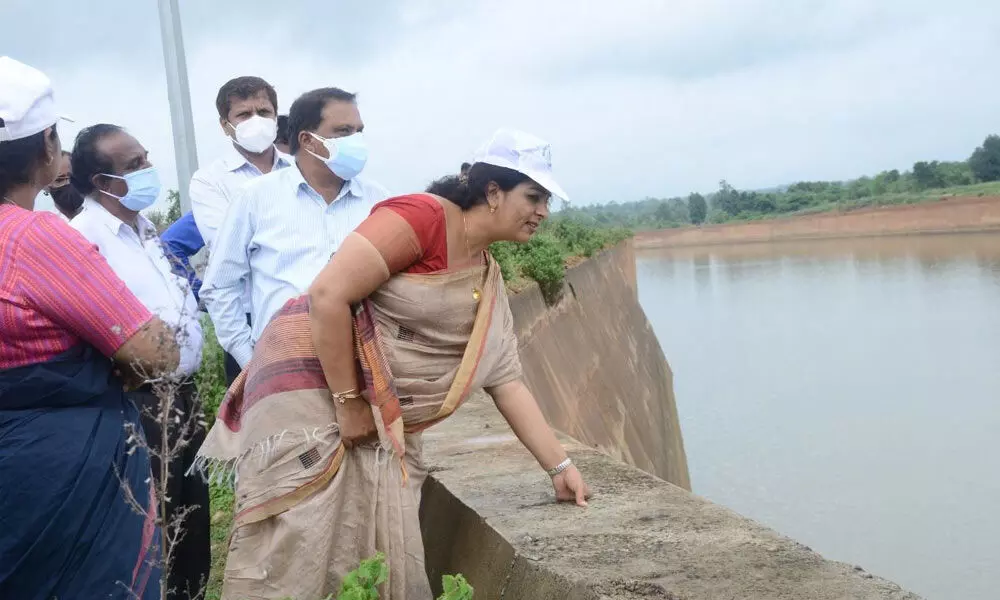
(0, 57, 179, 599)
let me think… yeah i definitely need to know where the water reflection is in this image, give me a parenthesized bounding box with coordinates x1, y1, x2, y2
(636, 233, 1000, 600)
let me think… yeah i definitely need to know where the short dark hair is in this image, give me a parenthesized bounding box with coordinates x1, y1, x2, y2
(215, 76, 278, 121)
(70, 124, 124, 196)
(426, 163, 531, 211)
(276, 114, 289, 145)
(460, 162, 471, 174)
(287, 88, 357, 154)
(0, 127, 58, 199)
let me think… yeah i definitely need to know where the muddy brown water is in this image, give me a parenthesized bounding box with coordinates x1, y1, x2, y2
(636, 233, 1000, 600)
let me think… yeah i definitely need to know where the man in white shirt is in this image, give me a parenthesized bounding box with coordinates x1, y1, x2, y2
(69, 123, 209, 596)
(190, 76, 291, 248)
(190, 76, 292, 383)
(202, 87, 390, 368)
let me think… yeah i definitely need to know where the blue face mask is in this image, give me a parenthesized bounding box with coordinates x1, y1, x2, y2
(307, 132, 368, 181)
(100, 166, 162, 211)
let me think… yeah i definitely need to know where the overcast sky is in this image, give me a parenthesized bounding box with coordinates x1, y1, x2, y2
(8, 0, 1000, 212)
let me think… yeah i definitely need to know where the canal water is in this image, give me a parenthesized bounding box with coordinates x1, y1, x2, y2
(636, 233, 1000, 600)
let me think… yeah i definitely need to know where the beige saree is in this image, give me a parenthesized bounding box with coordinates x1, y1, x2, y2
(196, 252, 522, 600)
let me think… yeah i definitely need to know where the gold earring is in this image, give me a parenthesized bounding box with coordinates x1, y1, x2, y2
(489, 205, 496, 214)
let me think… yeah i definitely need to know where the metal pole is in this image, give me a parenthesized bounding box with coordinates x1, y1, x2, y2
(157, 0, 198, 214)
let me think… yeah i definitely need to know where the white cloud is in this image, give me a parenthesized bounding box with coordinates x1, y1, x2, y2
(12, 0, 1000, 212)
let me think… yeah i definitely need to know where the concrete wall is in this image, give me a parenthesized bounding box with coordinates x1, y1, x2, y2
(636, 195, 1000, 248)
(418, 242, 920, 598)
(420, 397, 921, 600)
(507, 240, 690, 489)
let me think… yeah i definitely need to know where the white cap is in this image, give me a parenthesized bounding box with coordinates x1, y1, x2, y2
(472, 128, 569, 201)
(0, 57, 65, 142)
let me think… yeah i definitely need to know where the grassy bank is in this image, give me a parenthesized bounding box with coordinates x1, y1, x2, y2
(194, 219, 630, 598)
(724, 180, 1000, 223)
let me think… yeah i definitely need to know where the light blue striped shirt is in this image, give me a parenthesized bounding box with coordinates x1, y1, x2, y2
(201, 164, 389, 366)
(189, 144, 294, 249)
(190, 145, 294, 317)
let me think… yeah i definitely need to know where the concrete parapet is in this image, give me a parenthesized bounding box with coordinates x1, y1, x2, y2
(420, 396, 921, 600)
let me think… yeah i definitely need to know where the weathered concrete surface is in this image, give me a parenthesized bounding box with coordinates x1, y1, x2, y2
(420, 397, 922, 600)
(636, 195, 1000, 248)
(508, 240, 690, 489)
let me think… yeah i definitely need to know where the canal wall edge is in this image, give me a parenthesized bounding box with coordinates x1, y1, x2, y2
(507, 239, 690, 489)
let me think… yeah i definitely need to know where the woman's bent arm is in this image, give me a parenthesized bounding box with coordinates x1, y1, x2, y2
(308, 232, 392, 446)
(489, 379, 590, 506)
(112, 317, 181, 384)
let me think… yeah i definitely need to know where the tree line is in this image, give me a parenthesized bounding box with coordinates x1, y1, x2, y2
(559, 134, 1000, 229)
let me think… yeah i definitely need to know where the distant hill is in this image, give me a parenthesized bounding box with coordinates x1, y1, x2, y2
(557, 134, 1000, 230)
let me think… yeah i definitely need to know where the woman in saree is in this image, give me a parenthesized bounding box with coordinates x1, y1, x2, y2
(0, 57, 177, 598)
(199, 129, 590, 599)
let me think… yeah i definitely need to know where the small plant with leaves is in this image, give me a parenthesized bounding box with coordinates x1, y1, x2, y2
(438, 574, 474, 600)
(335, 553, 389, 600)
(318, 554, 472, 600)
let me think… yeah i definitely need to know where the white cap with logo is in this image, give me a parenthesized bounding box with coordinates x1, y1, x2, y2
(0, 57, 68, 142)
(472, 128, 569, 201)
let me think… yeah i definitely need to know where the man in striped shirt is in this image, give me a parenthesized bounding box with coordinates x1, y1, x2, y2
(201, 87, 390, 368)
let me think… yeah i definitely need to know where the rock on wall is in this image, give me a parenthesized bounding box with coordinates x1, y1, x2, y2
(507, 239, 690, 489)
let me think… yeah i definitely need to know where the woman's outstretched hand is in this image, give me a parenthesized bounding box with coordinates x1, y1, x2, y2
(338, 393, 378, 448)
(552, 464, 590, 507)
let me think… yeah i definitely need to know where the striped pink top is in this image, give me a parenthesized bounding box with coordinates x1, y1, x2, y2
(0, 204, 152, 369)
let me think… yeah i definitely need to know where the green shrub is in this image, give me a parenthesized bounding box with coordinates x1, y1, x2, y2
(334, 553, 388, 600)
(196, 316, 228, 423)
(488, 219, 633, 304)
(439, 574, 474, 600)
(520, 233, 566, 303)
(320, 554, 473, 600)
(488, 240, 522, 283)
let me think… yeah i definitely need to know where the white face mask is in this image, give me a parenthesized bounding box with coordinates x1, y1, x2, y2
(228, 115, 277, 154)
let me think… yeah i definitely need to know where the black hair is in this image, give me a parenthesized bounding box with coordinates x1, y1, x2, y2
(215, 76, 278, 121)
(287, 87, 357, 154)
(70, 124, 124, 196)
(426, 163, 531, 211)
(460, 162, 471, 174)
(0, 126, 57, 200)
(276, 114, 289, 145)
(61, 150, 71, 157)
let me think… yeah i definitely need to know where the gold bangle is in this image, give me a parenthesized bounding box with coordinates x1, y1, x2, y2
(332, 388, 362, 404)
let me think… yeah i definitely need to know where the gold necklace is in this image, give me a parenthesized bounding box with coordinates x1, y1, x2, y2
(463, 213, 482, 302)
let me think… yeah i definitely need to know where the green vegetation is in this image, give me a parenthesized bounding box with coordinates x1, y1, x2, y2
(147, 189, 182, 233)
(196, 319, 232, 600)
(324, 553, 473, 600)
(560, 133, 1000, 229)
(332, 553, 388, 600)
(491, 219, 632, 304)
(269, 553, 474, 599)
